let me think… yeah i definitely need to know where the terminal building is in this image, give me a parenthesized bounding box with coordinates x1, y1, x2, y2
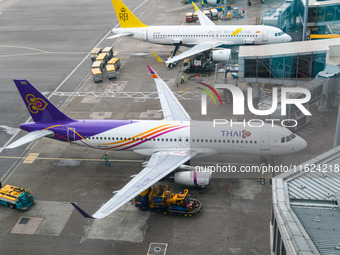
(238, 38, 340, 85)
(271, 146, 340, 255)
(236, 38, 340, 129)
(262, 0, 340, 36)
(297, 0, 340, 34)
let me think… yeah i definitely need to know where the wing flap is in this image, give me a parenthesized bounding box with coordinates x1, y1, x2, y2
(90, 150, 196, 219)
(147, 66, 190, 121)
(5, 130, 54, 149)
(165, 42, 224, 64)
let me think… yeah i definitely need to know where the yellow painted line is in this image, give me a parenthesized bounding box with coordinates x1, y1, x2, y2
(178, 87, 196, 92)
(23, 153, 39, 164)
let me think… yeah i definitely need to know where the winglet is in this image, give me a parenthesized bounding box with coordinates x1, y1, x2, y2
(147, 65, 159, 79)
(71, 203, 94, 219)
(192, 2, 199, 11)
(147, 66, 190, 121)
(152, 51, 164, 63)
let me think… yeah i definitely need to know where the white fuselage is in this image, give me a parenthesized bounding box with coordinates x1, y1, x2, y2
(74, 120, 306, 157)
(113, 25, 291, 46)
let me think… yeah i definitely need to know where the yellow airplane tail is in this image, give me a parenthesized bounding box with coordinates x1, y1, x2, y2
(111, 0, 148, 28)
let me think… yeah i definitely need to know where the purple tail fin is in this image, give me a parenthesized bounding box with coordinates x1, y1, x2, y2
(14, 80, 73, 123)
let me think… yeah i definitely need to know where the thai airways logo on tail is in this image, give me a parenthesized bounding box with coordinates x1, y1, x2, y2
(26, 94, 48, 114)
(14, 79, 73, 123)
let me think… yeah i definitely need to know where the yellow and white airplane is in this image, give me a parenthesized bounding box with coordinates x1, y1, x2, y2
(108, 0, 292, 64)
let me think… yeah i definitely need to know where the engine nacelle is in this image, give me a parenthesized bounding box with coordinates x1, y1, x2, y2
(211, 49, 231, 62)
(173, 170, 211, 187)
(206, 0, 222, 5)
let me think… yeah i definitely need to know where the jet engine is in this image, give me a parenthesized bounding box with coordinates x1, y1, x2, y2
(211, 49, 231, 62)
(168, 165, 211, 187)
(206, 0, 222, 5)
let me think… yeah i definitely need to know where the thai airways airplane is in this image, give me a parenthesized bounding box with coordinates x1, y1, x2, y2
(108, 0, 292, 64)
(8, 66, 306, 218)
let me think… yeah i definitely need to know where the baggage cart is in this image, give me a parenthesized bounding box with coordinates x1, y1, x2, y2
(91, 68, 103, 83)
(90, 47, 102, 62)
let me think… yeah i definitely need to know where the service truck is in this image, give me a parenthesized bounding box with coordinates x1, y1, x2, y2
(0, 183, 34, 210)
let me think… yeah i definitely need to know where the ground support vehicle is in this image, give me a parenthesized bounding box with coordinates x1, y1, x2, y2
(0, 183, 34, 210)
(135, 185, 202, 216)
(182, 57, 214, 73)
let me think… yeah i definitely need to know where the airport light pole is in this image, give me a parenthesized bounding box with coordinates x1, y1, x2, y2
(302, 0, 309, 41)
(334, 98, 340, 147)
(224, 0, 227, 17)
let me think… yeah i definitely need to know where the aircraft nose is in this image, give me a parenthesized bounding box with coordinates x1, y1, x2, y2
(283, 34, 292, 42)
(296, 136, 307, 151)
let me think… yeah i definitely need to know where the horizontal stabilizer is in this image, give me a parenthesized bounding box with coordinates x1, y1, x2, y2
(71, 203, 94, 219)
(5, 130, 54, 149)
(107, 32, 133, 39)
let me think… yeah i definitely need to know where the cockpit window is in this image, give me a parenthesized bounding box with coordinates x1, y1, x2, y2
(275, 32, 284, 37)
(281, 134, 296, 143)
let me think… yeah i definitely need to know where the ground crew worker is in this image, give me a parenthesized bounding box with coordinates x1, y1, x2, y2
(105, 153, 111, 167)
(201, 0, 204, 7)
(242, 7, 245, 14)
(181, 74, 185, 84)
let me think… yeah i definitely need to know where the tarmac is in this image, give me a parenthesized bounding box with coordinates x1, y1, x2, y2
(0, 0, 337, 254)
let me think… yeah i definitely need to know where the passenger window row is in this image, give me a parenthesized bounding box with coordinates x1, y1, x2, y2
(192, 139, 257, 144)
(153, 34, 258, 38)
(87, 136, 257, 144)
(87, 137, 186, 142)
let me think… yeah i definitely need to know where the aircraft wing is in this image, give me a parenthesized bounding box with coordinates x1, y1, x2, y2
(5, 130, 54, 149)
(73, 150, 196, 219)
(107, 32, 133, 39)
(192, 2, 216, 26)
(147, 66, 190, 121)
(165, 42, 224, 64)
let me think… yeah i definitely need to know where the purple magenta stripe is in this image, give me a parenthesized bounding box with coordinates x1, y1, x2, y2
(193, 170, 197, 185)
(120, 126, 189, 150)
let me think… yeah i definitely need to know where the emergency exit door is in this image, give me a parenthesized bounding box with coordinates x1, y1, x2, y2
(261, 132, 270, 150)
(67, 128, 76, 142)
(142, 30, 148, 40)
(262, 30, 268, 42)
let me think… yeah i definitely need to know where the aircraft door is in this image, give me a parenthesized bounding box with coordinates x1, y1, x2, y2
(261, 132, 270, 150)
(262, 30, 268, 42)
(142, 30, 148, 40)
(67, 128, 76, 142)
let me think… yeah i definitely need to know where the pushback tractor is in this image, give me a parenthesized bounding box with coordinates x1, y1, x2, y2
(134, 185, 202, 216)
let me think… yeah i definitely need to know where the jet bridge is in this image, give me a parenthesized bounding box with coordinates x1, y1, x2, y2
(258, 64, 339, 130)
(262, 0, 294, 32)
